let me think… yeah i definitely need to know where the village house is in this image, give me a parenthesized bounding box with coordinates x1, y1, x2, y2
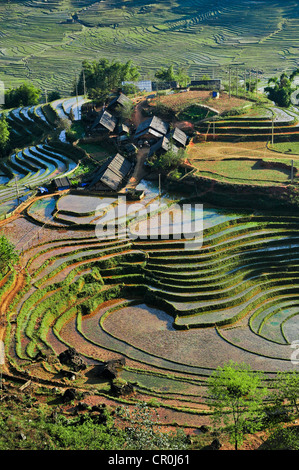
(134, 116, 169, 144)
(52, 176, 71, 191)
(107, 92, 132, 112)
(148, 135, 179, 158)
(89, 109, 117, 135)
(169, 127, 188, 148)
(87, 153, 132, 191)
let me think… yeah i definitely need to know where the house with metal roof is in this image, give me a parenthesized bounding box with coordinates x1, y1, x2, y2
(169, 127, 188, 148)
(52, 177, 71, 191)
(107, 92, 132, 111)
(87, 153, 132, 191)
(134, 116, 169, 142)
(90, 109, 117, 134)
(148, 136, 179, 158)
(122, 80, 152, 93)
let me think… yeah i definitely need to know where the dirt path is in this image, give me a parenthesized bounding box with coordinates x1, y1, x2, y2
(124, 147, 149, 190)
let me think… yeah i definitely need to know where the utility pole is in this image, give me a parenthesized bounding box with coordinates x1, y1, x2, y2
(236, 68, 238, 97)
(158, 173, 161, 199)
(82, 69, 86, 98)
(256, 70, 258, 98)
(213, 117, 216, 140)
(271, 114, 274, 146)
(229, 66, 231, 99)
(244, 69, 246, 95)
(291, 159, 294, 183)
(75, 73, 79, 120)
(15, 176, 20, 206)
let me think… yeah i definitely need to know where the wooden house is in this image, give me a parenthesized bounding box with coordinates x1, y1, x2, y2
(134, 116, 169, 143)
(90, 109, 117, 134)
(148, 136, 179, 158)
(107, 93, 132, 111)
(87, 153, 132, 191)
(169, 127, 188, 148)
(52, 177, 71, 191)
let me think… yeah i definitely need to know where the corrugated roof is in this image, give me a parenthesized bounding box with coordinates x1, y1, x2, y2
(89, 153, 132, 191)
(108, 93, 132, 109)
(171, 127, 188, 146)
(53, 177, 70, 188)
(148, 136, 179, 157)
(91, 109, 117, 132)
(134, 116, 169, 139)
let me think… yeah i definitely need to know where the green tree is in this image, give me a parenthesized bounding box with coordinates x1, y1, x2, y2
(275, 371, 299, 414)
(0, 114, 10, 156)
(155, 65, 190, 87)
(48, 90, 61, 101)
(121, 83, 140, 96)
(265, 424, 299, 450)
(4, 82, 41, 109)
(176, 66, 190, 87)
(116, 100, 134, 122)
(75, 59, 140, 105)
(207, 360, 268, 450)
(45, 411, 126, 450)
(148, 143, 186, 173)
(0, 234, 19, 277)
(155, 65, 177, 83)
(264, 69, 299, 107)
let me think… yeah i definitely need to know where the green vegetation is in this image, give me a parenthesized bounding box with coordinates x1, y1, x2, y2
(207, 361, 267, 450)
(275, 371, 299, 414)
(116, 402, 188, 450)
(190, 157, 296, 186)
(1, 1, 299, 95)
(264, 425, 299, 450)
(265, 69, 299, 107)
(178, 104, 217, 122)
(2, 0, 299, 453)
(147, 145, 186, 173)
(0, 393, 188, 450)
(0, 361, 299, 450)
(269, 142, 299, 155)
(155, 65, 190, 88)
(0, 115, 10, 156)
(76, 58, 140, 104)
(0, 234, 19, 278)
(4, 82, 41, 109)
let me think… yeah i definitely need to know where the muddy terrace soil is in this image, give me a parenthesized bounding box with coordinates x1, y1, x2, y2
(149, 91, 250, 114)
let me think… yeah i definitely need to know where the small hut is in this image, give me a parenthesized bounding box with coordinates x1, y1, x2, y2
(87, 153, 132, 191)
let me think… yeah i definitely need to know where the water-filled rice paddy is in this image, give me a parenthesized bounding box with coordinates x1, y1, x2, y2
(2, 171, 299, 424)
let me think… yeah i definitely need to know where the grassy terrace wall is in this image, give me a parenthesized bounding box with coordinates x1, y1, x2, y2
(167, 173, 299, 212)
(2, 212, 299, 395)
(0, 97, 91, 219)
(2, 97, 299, 416)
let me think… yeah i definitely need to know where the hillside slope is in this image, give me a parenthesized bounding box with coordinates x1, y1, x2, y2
(0, 1, 299, 94)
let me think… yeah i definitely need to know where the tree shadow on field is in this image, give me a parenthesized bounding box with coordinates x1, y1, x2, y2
(251, 160, 291, 179)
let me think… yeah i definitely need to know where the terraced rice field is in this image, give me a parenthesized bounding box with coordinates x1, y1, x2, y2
(1, 1, 299, 94)
(189, 158, 295, 186)
(196, 104, 299, 142)
(1, 92, 299, 424)
(1, 176, 299, 423)
(0, 96, 88, 218)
